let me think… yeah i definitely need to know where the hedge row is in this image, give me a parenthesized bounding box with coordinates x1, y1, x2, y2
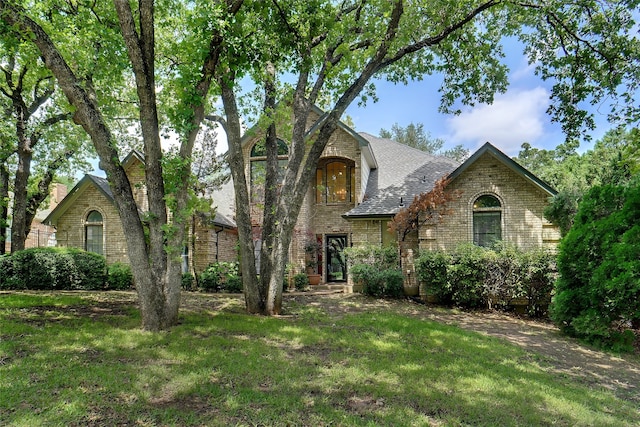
(416, 244, 556, 317)
(0, 247, 109, 290)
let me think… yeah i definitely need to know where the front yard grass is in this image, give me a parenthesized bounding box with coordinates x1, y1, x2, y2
(1, 291, 638, 426)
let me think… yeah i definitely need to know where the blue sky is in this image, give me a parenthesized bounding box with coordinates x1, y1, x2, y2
(346, 42, 613, 158)
(85, 39, 618, 178)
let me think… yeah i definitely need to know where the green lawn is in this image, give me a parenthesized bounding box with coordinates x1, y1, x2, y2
(1, 291, 638, 426)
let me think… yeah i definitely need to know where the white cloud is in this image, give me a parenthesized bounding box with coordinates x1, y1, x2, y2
(445, 86, 550, 155)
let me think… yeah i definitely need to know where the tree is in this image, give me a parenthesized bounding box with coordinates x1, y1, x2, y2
(4, 1, 639, 323)
(379, 122, 469, 161)
(0, 44, 90, 253)
(551, 180, 640, 350)
(380, 122, 444, 153)
(389, 177, 461, 241)
(518, 127, 640, 235)
(216, 0, 640, 316)
(0, 0, 245, 330)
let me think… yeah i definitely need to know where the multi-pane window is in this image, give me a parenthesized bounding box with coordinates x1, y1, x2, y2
(85, 210, 103, 255)
(316, 160, 355, 204)
(473, 195, 502, 247)
(250, 139, 288, 203)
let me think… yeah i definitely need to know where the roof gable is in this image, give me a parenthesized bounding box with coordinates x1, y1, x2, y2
(43, 175, 114, 225)
(343, 134, 459, 218)
(448, 142, 557, 196)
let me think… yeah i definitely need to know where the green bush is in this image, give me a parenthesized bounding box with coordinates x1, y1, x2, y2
(71, 249, 108, 290)
(448, 244, 489, 308)
(199, 262, 241, 293)
(351, 263, 404, 298)
(416, 244, 555, 315)
(347, 245, 402, 299)
(415, 250, 452, 303)
(199, 263, 222, 291)
(0, 255, 19, 290)
(345, 244, 398, 270)
(2, 248, 106, 290)
(222, 275, 243, 293)
(294, 273, 308, 291)
(181, 273, 195, 291)
(521, 249, 556, 317)
(551, 182, 640, 350)
(106, 262, 133, 290)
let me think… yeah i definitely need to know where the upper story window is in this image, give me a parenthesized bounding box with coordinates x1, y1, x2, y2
(473, 194, 502, 247)
(85, 210, 104, 255)
(250, 139, 288, 203)
(316, 160, 355, 204)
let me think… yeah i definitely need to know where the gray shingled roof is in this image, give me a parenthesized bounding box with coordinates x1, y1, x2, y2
(209, 179, 237, 228)
(45, 157, 236, 230)
(343, 133, 460, 218)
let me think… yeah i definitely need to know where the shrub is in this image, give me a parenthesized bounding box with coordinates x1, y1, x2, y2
(0, 255, 19, 290)
(199, 263, 222, 292)
(416, 244, 555, 315)
(521, 249, 556, 317)
(294, 273, 307, 291)
(551, 182, 640, 350)
(345, 244, 398, 270)
(380, 269, 404, 298)
(222, 275, 242, 293)
(351, 263, 404, 298)
(448, 244, 488, 308)
(199, 262, 241, 293)
(3, 247, 106, 290)
(182, 273, 195, 291)
(107, 262, 133, 290)
(415, 250, 451, 303)
(70, 249, 107, 290)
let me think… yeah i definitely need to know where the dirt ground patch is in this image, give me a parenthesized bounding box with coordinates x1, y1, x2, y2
(286, 292, 640, 404)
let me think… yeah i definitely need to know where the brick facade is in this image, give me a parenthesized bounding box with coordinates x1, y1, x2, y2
(419, 152, 560, 252)
(48, 155, 237, 273)
(244, 114, 362, 282)
(54, 184, 129, 265)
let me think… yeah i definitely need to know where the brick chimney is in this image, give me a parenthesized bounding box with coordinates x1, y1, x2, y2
(49, 183, 68, 210)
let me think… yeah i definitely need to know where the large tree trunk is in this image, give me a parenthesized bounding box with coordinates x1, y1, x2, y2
(10, 115, 31, 253)
(220, 82, 262, 312)
(0, 161, 9, 255)
(0, 4, 166, 329)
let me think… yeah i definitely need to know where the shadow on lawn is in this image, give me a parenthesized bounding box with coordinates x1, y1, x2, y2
(1, 291, 639, 426)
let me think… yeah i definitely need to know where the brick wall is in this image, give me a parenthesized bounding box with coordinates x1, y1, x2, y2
(419, 152, 560, 251)
(191, 218, 238, 273)
(124, 158, 148, 211)
(243, 113, 364, 282)
(54, 185, 129, 265)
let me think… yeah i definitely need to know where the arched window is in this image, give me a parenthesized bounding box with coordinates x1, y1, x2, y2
(250, 139, 288, 203)
(85, 210, 104, 255)
(473, 195, 502, 247)
(316, 160, 355, 204)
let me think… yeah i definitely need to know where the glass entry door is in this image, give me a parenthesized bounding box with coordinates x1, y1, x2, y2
(326, 235, 347, 282)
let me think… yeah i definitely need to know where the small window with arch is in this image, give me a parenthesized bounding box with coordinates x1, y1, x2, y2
(472, 194, 502, 247)
(85, 210, 104, 255)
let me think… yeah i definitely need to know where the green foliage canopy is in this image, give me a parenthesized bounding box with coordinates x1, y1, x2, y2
(551, 180, 640, 350)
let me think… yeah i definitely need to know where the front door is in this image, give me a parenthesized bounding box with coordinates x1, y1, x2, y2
(326, 235, 347, 282)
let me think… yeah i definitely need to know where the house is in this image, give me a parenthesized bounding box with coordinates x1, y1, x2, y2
(238, 107, 559, 291)
(44, 108, 560, 291)
(43, 150, 237, 270)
